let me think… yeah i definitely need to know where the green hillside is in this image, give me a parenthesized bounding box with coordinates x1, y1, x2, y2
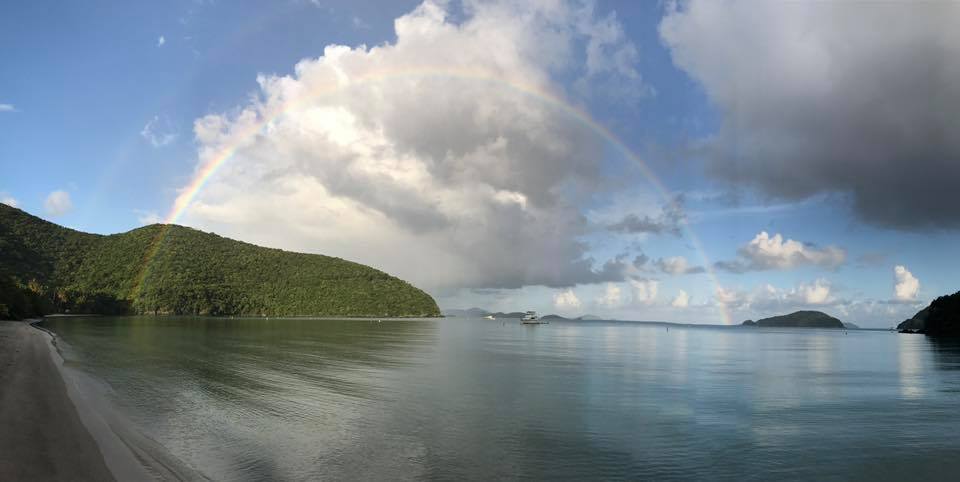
(0, 204, 439, 319)
(897, 291, 960, 335)
(751, 310, 844, 328)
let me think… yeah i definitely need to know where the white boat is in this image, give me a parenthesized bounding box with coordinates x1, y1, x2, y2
(521, 311, 547, 324)
(483, 315, 495, 320)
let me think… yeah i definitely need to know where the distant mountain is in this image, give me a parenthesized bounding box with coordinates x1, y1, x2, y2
(897, 291, 960, 335)
(843, 322, 860, 330)
(0, 204, 439, 319)
(490, 312, 527, 319)
(751, 311, 844, 328)
(442, 308, 490, 318)
(440, 310, 606, 321)
(741, 319, 756, 326)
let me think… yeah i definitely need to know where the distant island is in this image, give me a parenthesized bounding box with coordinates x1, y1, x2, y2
(0, 204, 439, 319)
(442, 308, 605, 321)
(741, 310, 844, 328)
(897, 291, 960, 335)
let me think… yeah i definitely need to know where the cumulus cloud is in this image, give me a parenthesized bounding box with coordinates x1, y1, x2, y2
(553, 288, 582, 311)
(595, 282, 623, 308)
(661, 1, 960, 230)
(0, 104, 16, 112)
(141, 115, 177, 147)
(629, 278, 658, 305)
(717, 278, 836, 314)
(671, 289, 689, 308)
(177, 0, 648, 292)
(715, 231, 845, 273)
(894, 265, 920, 301)
(44, 190, 72, 217)
(608, 195, 685, 236)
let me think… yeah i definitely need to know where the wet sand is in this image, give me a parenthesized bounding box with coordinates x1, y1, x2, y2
(0, 320, 116, 481)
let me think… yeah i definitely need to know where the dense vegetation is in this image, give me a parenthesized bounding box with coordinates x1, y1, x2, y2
(897, 291, 960, 335)
(0, 204, 439, 319)
(745, 310, 844, 328)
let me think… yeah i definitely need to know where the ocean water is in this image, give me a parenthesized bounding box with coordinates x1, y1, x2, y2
(42, 317, 960, 481)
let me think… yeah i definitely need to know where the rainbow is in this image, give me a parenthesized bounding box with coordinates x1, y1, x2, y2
(133, 68, 732, 323)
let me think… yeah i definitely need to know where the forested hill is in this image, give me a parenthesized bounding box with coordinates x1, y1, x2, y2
(0, 204, 439, 319)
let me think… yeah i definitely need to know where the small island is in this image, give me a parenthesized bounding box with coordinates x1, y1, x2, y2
(742, 310, 844, 328)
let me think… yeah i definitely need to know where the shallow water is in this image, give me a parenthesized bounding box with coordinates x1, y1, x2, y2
(42, 317, 960, 481)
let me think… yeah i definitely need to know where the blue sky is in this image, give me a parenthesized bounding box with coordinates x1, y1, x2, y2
(2, 0, 957, 327)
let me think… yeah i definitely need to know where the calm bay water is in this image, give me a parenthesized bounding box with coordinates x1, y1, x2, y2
(42, 317, 960, 481)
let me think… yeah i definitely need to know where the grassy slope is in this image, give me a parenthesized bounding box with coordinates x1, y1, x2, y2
(0, 204, 439, 318)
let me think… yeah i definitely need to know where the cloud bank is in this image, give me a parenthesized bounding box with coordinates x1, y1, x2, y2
(179, 0, 649, 292)
(718, 278, 836, 313)
(661, 1, 960, 230)
(716, 231, 845, 273)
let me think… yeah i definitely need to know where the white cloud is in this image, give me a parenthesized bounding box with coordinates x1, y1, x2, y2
(0, 104, 16, 112)
(798, 278, 832, 305)
(157, 35, 165, 47)
(44, 190, 72, 217)
(553, 288, 582, 312)
(715, 286, 743, 307)
(1, 193, 18, 207)
(716, 231, 845, 272)
(671, 289, 689, 308)
(595, 283, 623, 308)
(629, 278, 658, 305)
(894, 265, 920, 301)
(141, 115, 177, 147)
(657, 256, 688, 275)
(177, 0, 646, 292)
(717, 278, 836, 313)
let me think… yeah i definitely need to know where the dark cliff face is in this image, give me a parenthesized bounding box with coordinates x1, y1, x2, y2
(899, 291, 960, 336)
(0, 204, 440, 318)
(754, 311, 844, 328)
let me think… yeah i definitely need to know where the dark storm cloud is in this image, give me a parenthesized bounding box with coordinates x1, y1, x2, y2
(661, 1, 960, 230)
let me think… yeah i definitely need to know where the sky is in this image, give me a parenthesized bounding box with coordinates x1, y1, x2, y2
(2, 0, 958, 327)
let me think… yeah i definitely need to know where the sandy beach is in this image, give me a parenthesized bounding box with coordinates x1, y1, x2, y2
(0, 320, 116, 481)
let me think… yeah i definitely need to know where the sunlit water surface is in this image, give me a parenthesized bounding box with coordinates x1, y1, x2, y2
(42, 317, 960, 481)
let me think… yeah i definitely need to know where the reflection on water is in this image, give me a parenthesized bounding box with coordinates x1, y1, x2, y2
(899, 335, 927, 399)
(43, 317, 960, 481)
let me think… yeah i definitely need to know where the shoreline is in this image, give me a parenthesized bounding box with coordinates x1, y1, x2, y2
(0, 319, 116, 480)
(0, 319, 201, 481)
